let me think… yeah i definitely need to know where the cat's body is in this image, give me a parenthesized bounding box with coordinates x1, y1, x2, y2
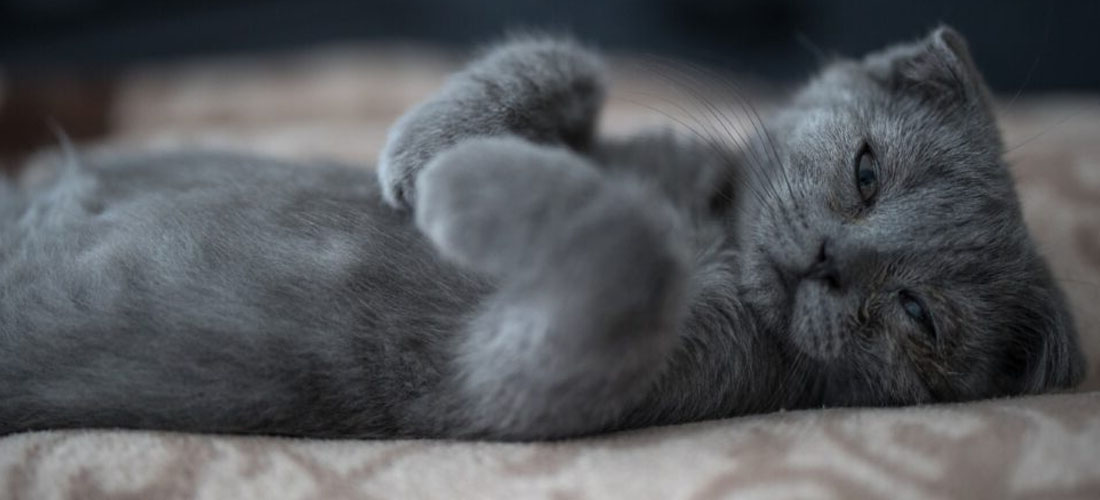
(0, 28, 1085, 439)
(2, 153, 482, 437)
(1, 139, 777, 438)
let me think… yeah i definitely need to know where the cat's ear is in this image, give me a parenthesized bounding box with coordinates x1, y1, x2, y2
(865, 26, 992, 108)
(1001, 280, 1088, 396)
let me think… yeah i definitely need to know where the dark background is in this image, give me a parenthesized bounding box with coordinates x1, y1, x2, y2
(2, 0, 1099, 92)
(1, 0, 1098, 169)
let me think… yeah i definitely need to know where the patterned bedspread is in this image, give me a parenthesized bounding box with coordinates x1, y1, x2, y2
(1, 45, 1098, 499)
(2, 393, 1098, 499)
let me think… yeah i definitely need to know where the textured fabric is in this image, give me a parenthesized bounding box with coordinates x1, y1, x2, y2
(2, 393, 1098, 500)
(2, 46, 1099, 499)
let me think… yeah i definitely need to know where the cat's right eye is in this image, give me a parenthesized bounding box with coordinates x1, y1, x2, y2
(854, 143, 879, 205)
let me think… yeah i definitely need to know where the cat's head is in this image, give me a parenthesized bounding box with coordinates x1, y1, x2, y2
(737, 26, 1086, 406)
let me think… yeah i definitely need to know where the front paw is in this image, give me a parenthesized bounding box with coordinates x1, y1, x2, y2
(377, 116, 433, 209)
(377, 35, 606, 210)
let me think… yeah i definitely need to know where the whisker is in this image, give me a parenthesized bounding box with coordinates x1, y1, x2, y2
(1005, 55, 1043, 111)
(618, 63, 779, 210)
(1005, 3, 1054, 110)
(794, 31, 828, 66)
(634, 60, 761, 163)
(611, 94, 768, 210)
(665, 58, 799, 209)
(645, 57, 790, 186)
(635, 58, 786, 209)
(707, 70, 795, 203)
(1052, 277, 1100, 293)
(1004, 100, 1100, 155)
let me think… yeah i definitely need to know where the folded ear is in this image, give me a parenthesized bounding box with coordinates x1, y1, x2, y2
(1003, 290, 1087, 396)
(995, 259, 1088, 396)
(865, 26, 992, 108)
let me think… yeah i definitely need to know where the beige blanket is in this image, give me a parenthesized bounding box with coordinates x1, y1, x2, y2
(3, 393, 1098, 499)
(2, 45, 1099, 499)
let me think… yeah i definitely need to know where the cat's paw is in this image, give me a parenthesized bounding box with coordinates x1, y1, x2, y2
(414, 136, 686, 280)
(378, 35, 607, 210)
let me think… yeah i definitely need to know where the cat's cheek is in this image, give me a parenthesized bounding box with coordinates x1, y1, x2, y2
(789, 282, 851, 361)
(738, 249, 794, 326)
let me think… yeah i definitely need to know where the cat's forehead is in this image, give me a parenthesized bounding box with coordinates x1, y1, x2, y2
(791, 61, 895, 113)
(788, 61, 1014, 197)
(791, 63, 1037, 288)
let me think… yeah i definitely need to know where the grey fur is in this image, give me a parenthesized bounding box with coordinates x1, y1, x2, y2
(0, 28, 1085, 439)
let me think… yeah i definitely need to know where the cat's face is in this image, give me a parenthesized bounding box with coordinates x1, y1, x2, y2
(737, 27, 1086, 407)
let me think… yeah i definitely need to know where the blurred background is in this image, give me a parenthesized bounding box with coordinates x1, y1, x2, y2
(3, 0, 1100, 165)
(4, 0, 1100, 88)
(3, 0, 1100, 167)
(1, 0, 1100, 386)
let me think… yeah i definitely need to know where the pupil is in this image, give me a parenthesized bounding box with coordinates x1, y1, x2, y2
(903, 299, 923, 319)
(858, 168, 875, 186)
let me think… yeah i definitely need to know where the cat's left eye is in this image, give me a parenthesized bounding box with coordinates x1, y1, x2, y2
(854, 144, 878, 204)
(899, 290, 936, 340)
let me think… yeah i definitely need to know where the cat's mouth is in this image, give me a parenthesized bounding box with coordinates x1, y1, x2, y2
(765, 255, 798, 298)
(762, 251, 851, 362)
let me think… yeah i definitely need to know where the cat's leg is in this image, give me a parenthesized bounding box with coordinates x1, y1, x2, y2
(413, 137, 691, 439)
(378, 36, 605, 209)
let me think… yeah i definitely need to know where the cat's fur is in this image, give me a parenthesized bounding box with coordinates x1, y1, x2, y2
(0, 27, 1086, 439)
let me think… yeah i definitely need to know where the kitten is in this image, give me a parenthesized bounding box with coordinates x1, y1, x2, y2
(0, 26, 1085, 439)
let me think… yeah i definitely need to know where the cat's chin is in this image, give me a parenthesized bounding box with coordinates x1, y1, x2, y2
(788, 332, 845, 363)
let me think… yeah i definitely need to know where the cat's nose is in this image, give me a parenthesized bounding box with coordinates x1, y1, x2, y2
(805, 239, 842, 289)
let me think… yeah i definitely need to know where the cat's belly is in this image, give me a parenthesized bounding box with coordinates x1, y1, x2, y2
(0, 152, 490, 436)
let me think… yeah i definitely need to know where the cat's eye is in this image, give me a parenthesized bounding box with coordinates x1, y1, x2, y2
(899, 290, 936, 340)
(854, 144, 878, 204)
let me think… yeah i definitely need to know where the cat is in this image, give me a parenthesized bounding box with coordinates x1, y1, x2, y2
(0, 26, 1086, 440)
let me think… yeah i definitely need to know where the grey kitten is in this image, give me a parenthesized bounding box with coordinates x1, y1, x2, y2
(0, 26, 1085, 439)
